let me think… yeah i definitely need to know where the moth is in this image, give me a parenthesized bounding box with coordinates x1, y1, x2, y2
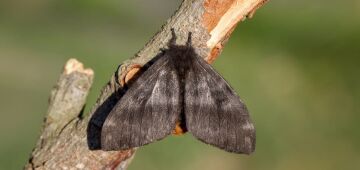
(101, 29, 255, 154)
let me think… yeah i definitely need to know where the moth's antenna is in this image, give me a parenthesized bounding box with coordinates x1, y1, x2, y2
(169, 28, 177, 46)
(186, 32, 192, 47)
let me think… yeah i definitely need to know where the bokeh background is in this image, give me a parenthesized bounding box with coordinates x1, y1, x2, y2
(1, 0, 359, 169)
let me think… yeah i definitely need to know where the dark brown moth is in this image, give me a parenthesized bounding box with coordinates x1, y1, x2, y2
(101, 29, 255, 154)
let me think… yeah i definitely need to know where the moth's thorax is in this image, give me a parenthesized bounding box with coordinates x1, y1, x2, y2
(167, 45, 196, 77)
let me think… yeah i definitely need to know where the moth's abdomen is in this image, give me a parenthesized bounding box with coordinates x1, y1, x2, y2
(172, 121, 187, 135)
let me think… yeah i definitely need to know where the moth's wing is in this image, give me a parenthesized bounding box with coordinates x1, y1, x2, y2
(185, 56, 255, 154)
(101, 55, 180, 150)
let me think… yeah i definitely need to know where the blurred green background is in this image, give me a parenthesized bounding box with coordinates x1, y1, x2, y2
(1, 0, 359, 169)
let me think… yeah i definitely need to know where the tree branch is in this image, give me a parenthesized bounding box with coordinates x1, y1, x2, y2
(25, 0, 268, 169)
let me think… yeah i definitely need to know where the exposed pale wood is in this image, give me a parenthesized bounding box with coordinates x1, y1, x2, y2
(25, 0, 267, 169)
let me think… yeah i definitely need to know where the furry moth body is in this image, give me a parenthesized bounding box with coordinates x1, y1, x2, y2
(101, 30, 256, 154)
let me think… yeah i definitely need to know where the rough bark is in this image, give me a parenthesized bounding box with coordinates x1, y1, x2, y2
(25, 0, 268, 169)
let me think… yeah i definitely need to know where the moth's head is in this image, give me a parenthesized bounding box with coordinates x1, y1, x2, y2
(168, 43, 195, 53)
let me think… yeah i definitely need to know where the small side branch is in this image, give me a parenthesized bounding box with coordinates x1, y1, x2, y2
(25, 59, 94, 169)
